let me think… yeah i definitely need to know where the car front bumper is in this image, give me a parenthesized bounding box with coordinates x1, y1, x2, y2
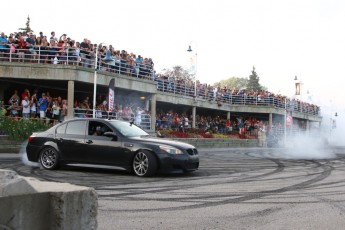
(158, 153, 199, 173)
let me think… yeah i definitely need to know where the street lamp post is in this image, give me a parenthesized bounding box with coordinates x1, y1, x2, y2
(285, 75, 300, 147)
(92, 46, 99, 118)
(92, 42, 105, 118)
(284, 97, 287, 147)
(187, 43, 197, 98)
(329, 112, 338, 143)
(187, 43, 197, 129)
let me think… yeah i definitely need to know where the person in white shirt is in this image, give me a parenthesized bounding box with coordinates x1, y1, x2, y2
(22, 96, 31, 119)
(30, 94, 37, 118)
(52, 99, 61, 125)
(184, 116, 189, 128)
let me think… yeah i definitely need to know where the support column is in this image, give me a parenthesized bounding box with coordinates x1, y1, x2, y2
(227, 111, 231, 120)
(269, 113, 273, 130)
(150, 94, 156, 131)
(67, 80, 75, 120)
(306, 120, 310, 132)
(192, 106, 196, 128)
(145, 99, 150, 111)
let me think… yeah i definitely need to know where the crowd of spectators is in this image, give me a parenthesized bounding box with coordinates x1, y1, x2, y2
(0, 29, 320, 133)
(156, 110, 284, 138)
(0, 30, 155, 78)
(155, 74, 320, 115)
(73, 96, 150, 127)
(155, 109, 271, 136)
(1, 88, 67, 125)
(0, 87, 152, 128)
(155, 109, 299, 144)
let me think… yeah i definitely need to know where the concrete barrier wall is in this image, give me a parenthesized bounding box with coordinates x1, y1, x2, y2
(0, 135, 260, 153)
(0, 170, 97, 230)
(171, 138, 259, 148)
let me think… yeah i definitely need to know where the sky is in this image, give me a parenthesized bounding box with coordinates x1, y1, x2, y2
(1, 0, 344, 119)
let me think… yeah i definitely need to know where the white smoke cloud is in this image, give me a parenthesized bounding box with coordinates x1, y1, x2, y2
(283, 134, 335, 159)
(320, 107, 344, 147)
(19, 141, 39, 167)
(277, 106, 344, 160)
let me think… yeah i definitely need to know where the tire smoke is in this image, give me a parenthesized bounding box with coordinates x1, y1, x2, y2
(19, 141, 39, 167)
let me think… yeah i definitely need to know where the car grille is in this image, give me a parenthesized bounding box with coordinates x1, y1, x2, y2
(187, 148, 198, 156)
(186, 162, 199, 170)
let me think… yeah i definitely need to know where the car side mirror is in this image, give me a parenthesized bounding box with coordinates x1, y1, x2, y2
(104, 132, 117, 141)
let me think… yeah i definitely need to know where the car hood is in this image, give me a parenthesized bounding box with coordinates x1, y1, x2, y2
(128, 136, 196, 149)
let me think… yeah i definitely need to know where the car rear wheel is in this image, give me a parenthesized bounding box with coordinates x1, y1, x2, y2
(133, 150, 157, 177)
(39, 147, 60, 170)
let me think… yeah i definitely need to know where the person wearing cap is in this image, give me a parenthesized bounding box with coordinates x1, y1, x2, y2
(38, 93, 48, 118)
(26, 33, 38, 61)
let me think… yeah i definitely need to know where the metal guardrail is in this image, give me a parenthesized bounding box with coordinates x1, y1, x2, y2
(0, 46, 320, 116)
(0, 46, 154, 79)
(0, 103, 152, 130)
(73, 108, 152, 130)
(155, 79, 320, 115)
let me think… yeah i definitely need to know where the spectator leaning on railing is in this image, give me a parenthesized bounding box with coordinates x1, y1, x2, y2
(0, 32, 8, 58)
(26, 32, 38, 61)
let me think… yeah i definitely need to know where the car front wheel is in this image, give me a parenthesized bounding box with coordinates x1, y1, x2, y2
(39, 147, 60, 170)
(133, 150, 157, 177)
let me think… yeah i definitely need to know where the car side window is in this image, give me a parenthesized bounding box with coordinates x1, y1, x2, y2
(65, 120, 87, 135)
(88, 121, 112, 137)
(56, 123, 67, 134)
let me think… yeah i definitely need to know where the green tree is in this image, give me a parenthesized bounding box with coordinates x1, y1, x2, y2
(247, 66, 262, 91)
(18, 15, 33, 34)
(213, 77, 248, 90)
(161, 66, 193, 81)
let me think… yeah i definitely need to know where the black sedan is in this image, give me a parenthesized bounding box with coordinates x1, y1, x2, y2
(26, 118, 199, 177)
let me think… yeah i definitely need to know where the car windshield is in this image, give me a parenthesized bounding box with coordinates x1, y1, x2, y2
(109, 121, 149, 137)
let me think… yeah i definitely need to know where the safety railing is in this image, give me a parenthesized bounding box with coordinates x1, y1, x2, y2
(154, 78, 320, 116)
(0, 46, 155, 79)
(0, 102, 152, 130)
(73, 108, 152, 130)
(0, 46, 320, 116)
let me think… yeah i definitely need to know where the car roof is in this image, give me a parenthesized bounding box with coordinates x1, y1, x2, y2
(67, 118, 123, 123)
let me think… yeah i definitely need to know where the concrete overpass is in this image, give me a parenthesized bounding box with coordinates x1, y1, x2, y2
(0, 62, 322, 131)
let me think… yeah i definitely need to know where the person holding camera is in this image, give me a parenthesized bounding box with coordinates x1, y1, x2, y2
(38, 93, 48, 118)
(7, 93, 20, 117)
(30, 93, 37, 118)
(21, 95, 30, 119)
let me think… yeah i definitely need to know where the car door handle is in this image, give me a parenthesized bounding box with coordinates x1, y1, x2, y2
(86, 140, 93, 144)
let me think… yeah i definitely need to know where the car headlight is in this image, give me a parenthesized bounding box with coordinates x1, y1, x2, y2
(159, 145, 183, 155)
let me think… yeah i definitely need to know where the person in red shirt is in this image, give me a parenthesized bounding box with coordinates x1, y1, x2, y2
(16, 35, 27, 62)
(21, 89, 30, 100)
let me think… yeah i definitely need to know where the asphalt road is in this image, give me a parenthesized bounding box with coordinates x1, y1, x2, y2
(2, 146, 345, 230)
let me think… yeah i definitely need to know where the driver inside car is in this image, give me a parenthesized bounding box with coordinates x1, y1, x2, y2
(93, 126, 102, 136)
